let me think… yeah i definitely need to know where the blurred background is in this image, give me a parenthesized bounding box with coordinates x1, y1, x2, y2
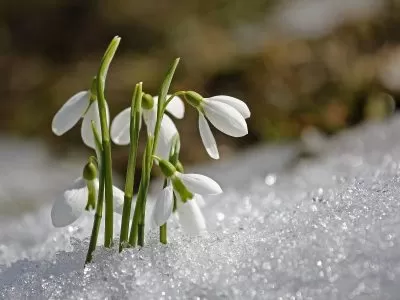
(1, 0, 400, 191)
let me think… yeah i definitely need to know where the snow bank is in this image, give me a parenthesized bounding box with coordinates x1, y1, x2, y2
(1, 116, 400, 299)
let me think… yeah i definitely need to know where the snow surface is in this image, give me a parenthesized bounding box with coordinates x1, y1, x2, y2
(2, 116, 400, 299)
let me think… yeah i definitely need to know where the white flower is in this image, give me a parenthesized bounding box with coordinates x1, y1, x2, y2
(111, 95, 184, 159)
(51, 177, 124, 227)
(175, 195, 206, 234)
(198, 95, 250, 159)
(52, 91, 109, 149)
(151, 172, 222, 234)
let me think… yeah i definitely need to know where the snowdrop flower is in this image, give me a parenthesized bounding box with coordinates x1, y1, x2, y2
(51, 88, 109, 149)
(175, 194, 206, 234)
(51, 161, 124, 227)
(152, 159, 222, 233)
(111, 94, 184, 159)
(184, 92, 250, 159)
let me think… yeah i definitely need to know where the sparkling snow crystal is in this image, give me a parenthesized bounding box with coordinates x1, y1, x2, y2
(2, 116, 400, 299)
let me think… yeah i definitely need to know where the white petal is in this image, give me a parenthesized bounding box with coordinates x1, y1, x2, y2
(52, 91, 90, 136)
(156, 114, 178, 159)
(153, 185, 174, 226)
(198, 113, 219, 159)
(142, 106, 157, 136)
(51, 177, 88, 227)
(112, 185, 125, 214)
(193, 194, 206, 207)
(207, 95, 250, 119)
(110, 108, 131, 145)
(203, 100, 248, 137)
(144, 194, 157, 232)
(81, 102, 110, 149)
(176, 198, 206, 235)
(164, 95, 185, 119)
(176, 172, 222, 195)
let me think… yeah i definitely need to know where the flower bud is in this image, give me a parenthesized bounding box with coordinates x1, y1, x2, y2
(142, 93, 154, 110)
(83, 160, 97, 181)
(184, 91, 203, 108)
(159, 159, 176, 178)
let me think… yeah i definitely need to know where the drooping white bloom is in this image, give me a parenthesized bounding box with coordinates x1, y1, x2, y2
(175, 172, 223, 195)
(51, 177, 124, 227)
(175, 195, 206, 234)
(52, 91, 109, 149)
(151, 171, 222, 233)
(111, 95, 184, 158)
(152, 184, 174, 226)
(198, 95, 250, 159)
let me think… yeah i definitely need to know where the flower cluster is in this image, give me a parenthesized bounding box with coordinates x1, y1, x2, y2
(50, 36, 250, 264)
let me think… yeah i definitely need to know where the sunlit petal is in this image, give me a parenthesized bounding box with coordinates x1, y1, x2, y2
(207, 95, 250, 119)
(176, 172, 222, 195)
(153, 184, 174, 226)
(81, 102, 110, 149)
(203, 100, 247, 137)
(163, 95, 185, 119)
(156, 114, 178, 159)
(112, 185, 125, 214)
(176, 197, 206, 235)
(198, 113, 219, 159)
(51, 177, 88, 227)
(52, 91, 90, 136)
(110, 108, 131, 145)
(142, 107, 157, 136)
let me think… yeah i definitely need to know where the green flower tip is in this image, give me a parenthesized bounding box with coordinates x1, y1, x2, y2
(142, 93, 154, 110)
(83, 160, 97, 181)
(172, 177, 193, 202)
(158, 159, 176, 178)
(184, 91, 203, 108)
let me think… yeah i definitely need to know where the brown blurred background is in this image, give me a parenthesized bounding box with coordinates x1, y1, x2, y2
(1, 0, 400, 180)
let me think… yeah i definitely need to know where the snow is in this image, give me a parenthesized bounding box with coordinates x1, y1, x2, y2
(2, 116, 400, 299)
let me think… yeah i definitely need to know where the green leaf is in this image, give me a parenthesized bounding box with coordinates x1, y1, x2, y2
(157, 58, 180, 117)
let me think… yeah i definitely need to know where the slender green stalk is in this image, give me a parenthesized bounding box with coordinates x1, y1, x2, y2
(128, 147, 149, 246)
(96, 36, 121, 247)
(159, 134, 180, 244)
(159, 178, 169, 244)
(153, 58, 180, 157)
(119, 83, 142, 252)
(129, 58, 180, 247)
(138, 137, 153, 246)
(85, 123, 104, 264)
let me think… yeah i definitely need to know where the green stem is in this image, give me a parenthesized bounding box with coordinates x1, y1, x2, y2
(129, 58, 180, 248)
(159, 134, 180, 244)
(85, 123, 104, 264)
(137, 137, 153, 247)
(96, 36, 121, 247)
(159, 178, 169, 244)
(85, 160, 104, 264)
(119, 82, 142, 252)
(128, 173, 144, 246)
